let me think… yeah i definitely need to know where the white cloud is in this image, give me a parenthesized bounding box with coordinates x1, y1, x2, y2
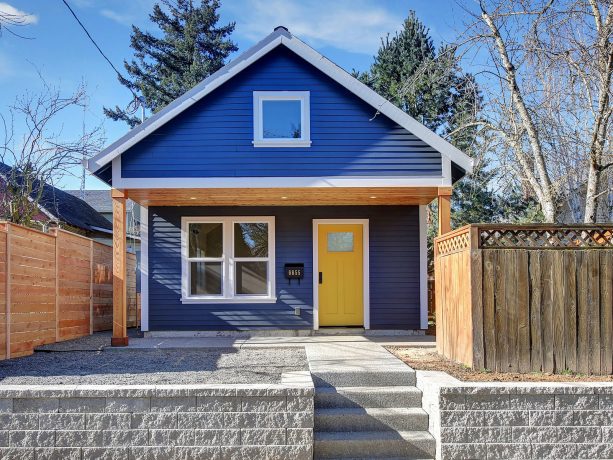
(231, 0, 400, 55)
(0, 2, 38, 25)
(100, 8, 133, 26)
(97, 0, 156, 27)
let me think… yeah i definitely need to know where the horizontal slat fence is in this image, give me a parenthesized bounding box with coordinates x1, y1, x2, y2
(92, 241, 114, 332)
(435, 224, 613, 375)
(0, 222, 138, 360)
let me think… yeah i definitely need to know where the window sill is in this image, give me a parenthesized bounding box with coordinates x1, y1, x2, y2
(180, 296, 278, 304)
(253, 140, 312, 148)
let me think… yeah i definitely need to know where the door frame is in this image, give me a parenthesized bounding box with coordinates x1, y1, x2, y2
(312, 219, 370, 330)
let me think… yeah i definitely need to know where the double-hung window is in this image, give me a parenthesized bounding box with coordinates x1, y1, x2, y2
(253, 91, 311, 147)
(181, 216, 276, 303)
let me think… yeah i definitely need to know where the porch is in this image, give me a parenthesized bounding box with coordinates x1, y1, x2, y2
(110, 186, 453, 345)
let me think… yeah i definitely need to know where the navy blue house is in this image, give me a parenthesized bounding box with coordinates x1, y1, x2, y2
(86, 27, 472, 342)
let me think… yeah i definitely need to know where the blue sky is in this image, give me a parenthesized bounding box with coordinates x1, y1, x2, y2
(0, 0, 468, 190)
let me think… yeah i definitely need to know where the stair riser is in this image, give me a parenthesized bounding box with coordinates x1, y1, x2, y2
(314, 438, 436, 459)
(315, 413, 429, 432)
(315, 390, 422, 409)
(312, 371, 416, 388)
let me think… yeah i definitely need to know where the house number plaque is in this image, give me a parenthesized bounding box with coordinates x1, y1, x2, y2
(284, 263, 304, 284)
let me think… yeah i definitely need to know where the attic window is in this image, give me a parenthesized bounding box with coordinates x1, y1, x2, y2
(253, 91, 311, 147)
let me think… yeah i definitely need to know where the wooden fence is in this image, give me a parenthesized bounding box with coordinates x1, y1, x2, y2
(435, 224, 613, 375)
(0, 222, 138, 360)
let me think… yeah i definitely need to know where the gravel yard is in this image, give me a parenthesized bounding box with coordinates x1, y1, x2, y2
(0, 347, 307, 385)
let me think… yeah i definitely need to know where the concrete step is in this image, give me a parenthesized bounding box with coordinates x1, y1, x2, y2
(310, 363, 416, 387)
(315, 386, 423, 409)
(314, 430, 436, 459)
(315, 407, 429, 432)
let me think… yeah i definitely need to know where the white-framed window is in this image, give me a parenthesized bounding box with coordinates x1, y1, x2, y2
(181, 216, 276, 303)
(253, 91, 311, 147)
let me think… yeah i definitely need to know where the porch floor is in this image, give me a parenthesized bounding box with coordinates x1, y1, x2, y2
(106, 334, 435, 351)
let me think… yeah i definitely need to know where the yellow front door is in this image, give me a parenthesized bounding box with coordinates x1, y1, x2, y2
(318, 223, 364, 326)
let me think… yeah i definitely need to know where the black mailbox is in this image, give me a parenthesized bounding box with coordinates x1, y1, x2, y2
(284, 263, 304, 284)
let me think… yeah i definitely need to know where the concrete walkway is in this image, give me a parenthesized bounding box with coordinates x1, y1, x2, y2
(305, 340, 436, 458)
(105, 334, 435, 351)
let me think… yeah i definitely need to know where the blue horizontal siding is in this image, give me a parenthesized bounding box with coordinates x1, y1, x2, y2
(148, 206, 421, 331)
(121, 46, 442, 178)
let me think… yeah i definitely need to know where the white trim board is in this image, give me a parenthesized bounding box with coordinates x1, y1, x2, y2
(312, 219, 370, 330)
(87, 27, 473, 176)
(140, 206, 149, 331)
(419, 205, 428, 330)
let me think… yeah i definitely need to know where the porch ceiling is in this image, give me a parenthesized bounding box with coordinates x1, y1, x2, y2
(124, 187, 450, 207)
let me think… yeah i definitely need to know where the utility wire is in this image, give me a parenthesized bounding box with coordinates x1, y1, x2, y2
(60, 0, 143, 115)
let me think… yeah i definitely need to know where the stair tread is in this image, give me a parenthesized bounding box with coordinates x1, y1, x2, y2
(316, 407, 427, 415)
(316, 386, 421, 393)
(315, 430, 435, 441)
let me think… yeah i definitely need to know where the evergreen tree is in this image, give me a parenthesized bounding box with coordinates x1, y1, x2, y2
(359, 11, 537, 229)
(104, 0, 237, 128)
(355, 12, 458, 132)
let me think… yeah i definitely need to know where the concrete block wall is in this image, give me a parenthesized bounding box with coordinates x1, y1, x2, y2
(439, 385, 613, 460)
(0, 371, 313, 459)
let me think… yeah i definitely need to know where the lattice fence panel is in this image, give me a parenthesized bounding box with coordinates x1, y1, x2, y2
(437, 230, 471, 256)
(479, 227, 613, 249)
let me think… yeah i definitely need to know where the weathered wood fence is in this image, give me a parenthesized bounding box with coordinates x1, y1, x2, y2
(0, 222, 138, 360)
(435, 224, 613, 375)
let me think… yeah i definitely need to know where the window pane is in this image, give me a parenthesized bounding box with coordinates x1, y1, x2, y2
(189, 223, 223, 258)
(262, 100, 301, 139)
(236, 262, 268, 295)
(327, 232, 354, 252)
(190, 262, 222, 295)
(234, 223, 268, 257)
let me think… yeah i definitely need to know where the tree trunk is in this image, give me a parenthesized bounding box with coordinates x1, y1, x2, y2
(584, 161, 600, 223)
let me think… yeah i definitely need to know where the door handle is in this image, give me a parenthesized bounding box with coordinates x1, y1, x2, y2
(319, 272, 323, 284)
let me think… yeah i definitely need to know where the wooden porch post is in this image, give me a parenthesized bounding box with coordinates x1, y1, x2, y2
(111, 189, 128, 347)
(437, 187, 452, 236)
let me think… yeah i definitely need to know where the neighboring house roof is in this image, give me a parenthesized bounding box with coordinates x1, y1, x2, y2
(65, 189, 113, 213)
(0, 163, 113, 233)
(85, 26, 474, 180)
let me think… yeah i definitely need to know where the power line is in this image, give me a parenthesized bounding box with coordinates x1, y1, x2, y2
(60, 0, 143, 116)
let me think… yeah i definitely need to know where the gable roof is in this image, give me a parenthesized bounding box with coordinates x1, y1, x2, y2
(0, 163, 113, 233)
(86, 26, 473, 178)
(65, 189, 113, 213)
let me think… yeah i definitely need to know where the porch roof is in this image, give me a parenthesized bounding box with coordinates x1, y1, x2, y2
(123, 186, 451, 207)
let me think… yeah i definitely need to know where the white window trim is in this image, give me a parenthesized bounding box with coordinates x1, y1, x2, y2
(181, 216, 276, 304)
(253, 91, 311, 147)
(312, 219, 370, 330)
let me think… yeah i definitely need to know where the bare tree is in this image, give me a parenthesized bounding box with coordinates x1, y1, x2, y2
(460, 0, 612, 222)
(0, 80, 103, 226)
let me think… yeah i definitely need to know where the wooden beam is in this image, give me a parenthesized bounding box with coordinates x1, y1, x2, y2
(438, 187, 452, 236)
(111, 189, 128, 347)
(124, 187, 443, 207)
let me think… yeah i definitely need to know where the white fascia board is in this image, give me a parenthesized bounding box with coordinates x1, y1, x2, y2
(87, 28, 473, 175)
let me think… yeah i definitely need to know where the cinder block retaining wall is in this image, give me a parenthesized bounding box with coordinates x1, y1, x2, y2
(0, 372, 314, 460)
(437, 383, 613, 460)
